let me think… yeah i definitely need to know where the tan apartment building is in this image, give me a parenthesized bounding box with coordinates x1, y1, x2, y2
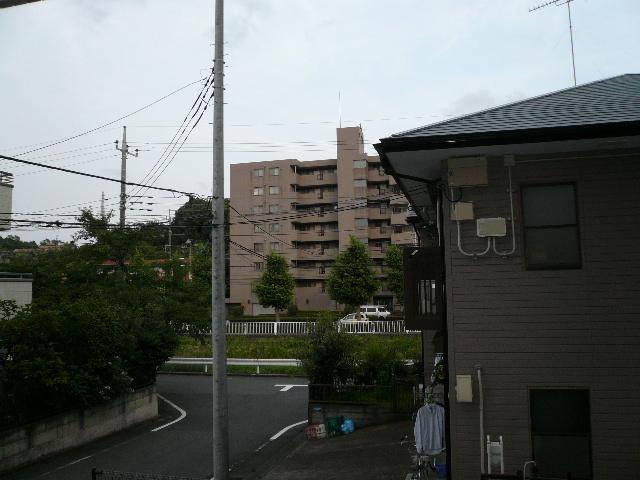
(229, 126, 415, 315)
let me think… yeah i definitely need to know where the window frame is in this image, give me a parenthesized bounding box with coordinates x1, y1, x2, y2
(521, 182, 582, 271)
(253, 168, 264, 178)
(252, 187, 264, 196)
(268, 185, 280, 195)
(270, 167, 280, 176)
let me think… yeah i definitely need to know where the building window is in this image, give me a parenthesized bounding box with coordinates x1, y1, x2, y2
(355, 218, 368, 229)
(269, 186, 280, 195)
(318, 265, 326, 275)
(252, 187, 264, 196)
(379, 204, 387, 214)
(320, 282, 326, 293)
(269, 204, 279, 214)
(522, 184, 581, 270)
(530, 389, 591, 479)
(317, 171, 324, 180)
(393, 225, 404, 234)
(270, 167, 280, 176)
(269, 223, 280, 233)
(253, 243, 264, 253)
(392, 206, 404, 214)
(252, 205, 264, 215)
(270, 242, 281, 251)
(253, 224, 262, 233)
(253, 168, 264, 178)
(353, 179, 367, 188)
(254, 262, 263, 272)
(353, 159, 367, 169)
(354, 197, 367, 209)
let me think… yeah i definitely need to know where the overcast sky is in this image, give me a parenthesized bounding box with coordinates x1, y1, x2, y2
(1, 0, 638, 243)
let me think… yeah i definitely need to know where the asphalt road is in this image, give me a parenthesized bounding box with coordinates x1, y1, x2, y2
(4, 374, 309, 480)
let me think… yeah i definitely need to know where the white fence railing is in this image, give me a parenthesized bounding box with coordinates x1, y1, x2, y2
(224, 320, 417, 336)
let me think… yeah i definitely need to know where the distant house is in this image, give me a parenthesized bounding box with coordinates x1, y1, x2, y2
(0, 272, 32, 307)
(375, 74, 640, 479)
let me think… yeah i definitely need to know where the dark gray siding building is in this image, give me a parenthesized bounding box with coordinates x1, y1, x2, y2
(376, 74, 640, 479)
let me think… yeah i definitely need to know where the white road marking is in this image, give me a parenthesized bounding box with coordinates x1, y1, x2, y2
(269, 419, 308, 441)
(274, 384, 308, 392)
(152, 394, 187, 432)
(65, 455, 92, 466)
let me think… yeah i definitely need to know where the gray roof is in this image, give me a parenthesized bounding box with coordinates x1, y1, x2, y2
(391, 74, 640, 139)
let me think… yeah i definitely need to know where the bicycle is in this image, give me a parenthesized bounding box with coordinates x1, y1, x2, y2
(401, 435, 437, 480)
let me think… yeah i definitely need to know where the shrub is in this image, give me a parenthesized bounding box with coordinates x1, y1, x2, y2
(229, 305, 244, 319)
(286, 303, 299, 316)
(298, 314, 356, 384)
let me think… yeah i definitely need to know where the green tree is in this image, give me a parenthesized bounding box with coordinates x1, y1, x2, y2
(384, 244, 404, 308)
(255, 253, 294, 321)
(171, 197, 230, 297)
(327, 236, 379, 316)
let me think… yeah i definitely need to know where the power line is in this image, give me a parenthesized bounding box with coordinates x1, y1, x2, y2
(129, 70, 214, 199)
(15, 77, 208, 158)
(0, 153, 205, 198)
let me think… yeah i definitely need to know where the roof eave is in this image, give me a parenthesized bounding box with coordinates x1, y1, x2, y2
(378, 120, 640, 154)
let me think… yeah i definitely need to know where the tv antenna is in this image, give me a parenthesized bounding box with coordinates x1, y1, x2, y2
(529, 0, 577, 86)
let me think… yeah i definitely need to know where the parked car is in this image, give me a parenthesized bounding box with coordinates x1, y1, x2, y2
(358, 305, 391, 320)
(338, 313, 371, 324)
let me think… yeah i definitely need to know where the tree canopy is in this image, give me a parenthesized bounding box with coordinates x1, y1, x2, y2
(255, 253, 295, 321)
(384, 244, 404, 307)
(326, 236, 379, 311)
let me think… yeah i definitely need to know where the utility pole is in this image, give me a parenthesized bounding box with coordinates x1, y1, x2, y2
(529, 0, 578, 86)
(211, 1, 229, 479)
(100, 192, 105, 219)
(115, 126, 139, 228)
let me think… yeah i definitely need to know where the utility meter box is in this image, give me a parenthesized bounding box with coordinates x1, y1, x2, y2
(451, 201, 474, 221)
(456, 375, 473, 403)
(0, 172, 14, 231)
(447, 157, 488, 187)
(477, 217, 507, 237)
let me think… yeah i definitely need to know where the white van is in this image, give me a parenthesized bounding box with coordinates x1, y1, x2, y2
(358, 305, 391, 320)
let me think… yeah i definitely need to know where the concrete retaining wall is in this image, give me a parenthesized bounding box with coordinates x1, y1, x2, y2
(308, 401, 403, 429)
(0, 385, 157, 473)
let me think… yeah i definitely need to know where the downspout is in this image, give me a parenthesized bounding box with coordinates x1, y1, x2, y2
(476, 365, 485, 475)
(438, 187, 452, 480)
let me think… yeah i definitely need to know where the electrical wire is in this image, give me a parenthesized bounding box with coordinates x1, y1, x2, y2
(0, 153, 205, 198)
(13, 77, 208, 158)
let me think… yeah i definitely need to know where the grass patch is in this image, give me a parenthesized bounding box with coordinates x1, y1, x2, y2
(175, 334, 421, 360)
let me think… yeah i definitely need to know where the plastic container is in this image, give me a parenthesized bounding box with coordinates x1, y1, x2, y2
(325, 416, 344, 437)
(305, 423, 327, 440)
(435, 463, 447, 478)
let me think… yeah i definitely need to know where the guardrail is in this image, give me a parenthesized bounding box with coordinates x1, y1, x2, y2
(166, 357, 300, 374)
(224, 320, 416, 336)
(167, 357, 300, 367)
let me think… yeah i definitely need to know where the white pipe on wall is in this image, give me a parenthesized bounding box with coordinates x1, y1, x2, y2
(476, 365, 485, 475)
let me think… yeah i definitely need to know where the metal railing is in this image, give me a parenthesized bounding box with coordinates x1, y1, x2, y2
(309, 379, 417, 413)
(92, 469, 209, 480)
(224, 320, 416, 336)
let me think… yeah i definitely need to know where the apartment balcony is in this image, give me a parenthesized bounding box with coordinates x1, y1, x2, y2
(367, 168, 387, 183)
(390, 208, 408, 225)
(295, 172, 338, 188)
(292, 249, 338, 262)
(292, 210, 338, 224)
(368, 226, 392, 241)
(391, 230, 417, 246)
(293, 268, 331, 280)
(367, 207, 391, 221)
(295, 229, 339, 242)
(295, 190, 338, 206)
